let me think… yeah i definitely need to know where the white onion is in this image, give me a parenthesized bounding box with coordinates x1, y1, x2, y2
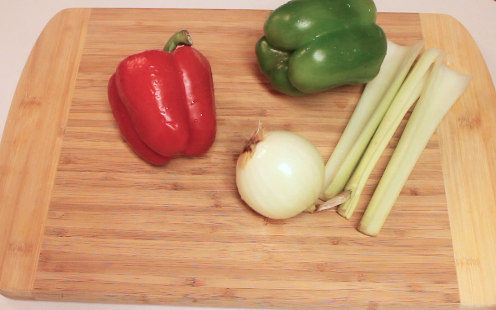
(236, 128, 324, 219)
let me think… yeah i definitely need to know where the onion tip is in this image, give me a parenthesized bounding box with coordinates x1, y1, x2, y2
(316, 190, 352, 212)
(242, 122, 266, 153)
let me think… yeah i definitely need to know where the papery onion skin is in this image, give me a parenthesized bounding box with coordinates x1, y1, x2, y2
(236, 130, 324, 219)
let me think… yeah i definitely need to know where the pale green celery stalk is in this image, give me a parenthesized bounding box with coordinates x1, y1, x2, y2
(358, 54, 472, 237)
(321, 39, 425, 200)
(336, 48, 444, 219)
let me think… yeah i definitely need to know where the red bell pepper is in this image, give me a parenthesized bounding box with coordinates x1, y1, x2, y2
(108, 30, 216, 165)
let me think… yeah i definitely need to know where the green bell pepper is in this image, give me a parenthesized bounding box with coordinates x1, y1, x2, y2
(256, 0, 387, 96)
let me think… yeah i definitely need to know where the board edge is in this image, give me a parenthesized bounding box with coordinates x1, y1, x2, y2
(420, 12, 496, 307)
(0, 7, 92, 300)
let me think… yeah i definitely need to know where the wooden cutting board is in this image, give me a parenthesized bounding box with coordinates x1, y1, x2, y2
(1, 8, 496, 309)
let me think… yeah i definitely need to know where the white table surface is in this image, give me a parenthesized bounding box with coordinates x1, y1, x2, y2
(1, 1, 495, 309)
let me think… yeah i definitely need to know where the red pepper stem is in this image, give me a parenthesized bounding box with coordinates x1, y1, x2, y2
(163, 30, 193, 53)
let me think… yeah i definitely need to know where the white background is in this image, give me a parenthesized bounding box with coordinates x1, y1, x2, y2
(1, 1, 495, 310)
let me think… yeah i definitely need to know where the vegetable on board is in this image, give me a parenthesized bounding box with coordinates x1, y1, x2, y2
(336, 47, 444, 220)
(320, 39, 425, 200)
(317, 39, 471, 235)
(236, 126, 325, 220)
(108, 30, 216, 165)
(256, 0, 387, 96)
(358, 53, 472, 236)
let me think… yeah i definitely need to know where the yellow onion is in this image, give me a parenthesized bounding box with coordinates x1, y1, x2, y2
(236, 127, 324, 219)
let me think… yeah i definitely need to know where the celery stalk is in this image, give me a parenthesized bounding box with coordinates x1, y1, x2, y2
(358, 54, 472, 236)
(337, 48, 444, 219)
(321, 39, 425, 200)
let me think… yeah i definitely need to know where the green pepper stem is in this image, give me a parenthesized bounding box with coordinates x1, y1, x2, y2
(163, 30, 193, 53)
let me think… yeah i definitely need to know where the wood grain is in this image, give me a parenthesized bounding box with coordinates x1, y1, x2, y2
(421, 14, 496, 307)
(0, 8, 91, 299)
(0, 8, 494, 309)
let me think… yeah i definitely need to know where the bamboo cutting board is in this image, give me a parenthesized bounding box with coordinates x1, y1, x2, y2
(1, 8, 496, 309)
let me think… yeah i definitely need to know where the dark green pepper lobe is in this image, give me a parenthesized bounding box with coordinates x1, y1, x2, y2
(264, 0, 378, 51)
(255, 37, 305, 96)
(289, 24, 387, 94)
(256, 0, 387, 95)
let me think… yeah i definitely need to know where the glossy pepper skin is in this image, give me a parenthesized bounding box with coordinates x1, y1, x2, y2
(256, 0, 387, 96)
(108, 30, 216, 165)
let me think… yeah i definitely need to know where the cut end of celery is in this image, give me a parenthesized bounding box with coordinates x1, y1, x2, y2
(323, 182, 346, 201)
(304, 204, 317, 213)
(336, 206, 348, 219)
(336, 195, 356, 220)
(357, 223, 379, 237)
